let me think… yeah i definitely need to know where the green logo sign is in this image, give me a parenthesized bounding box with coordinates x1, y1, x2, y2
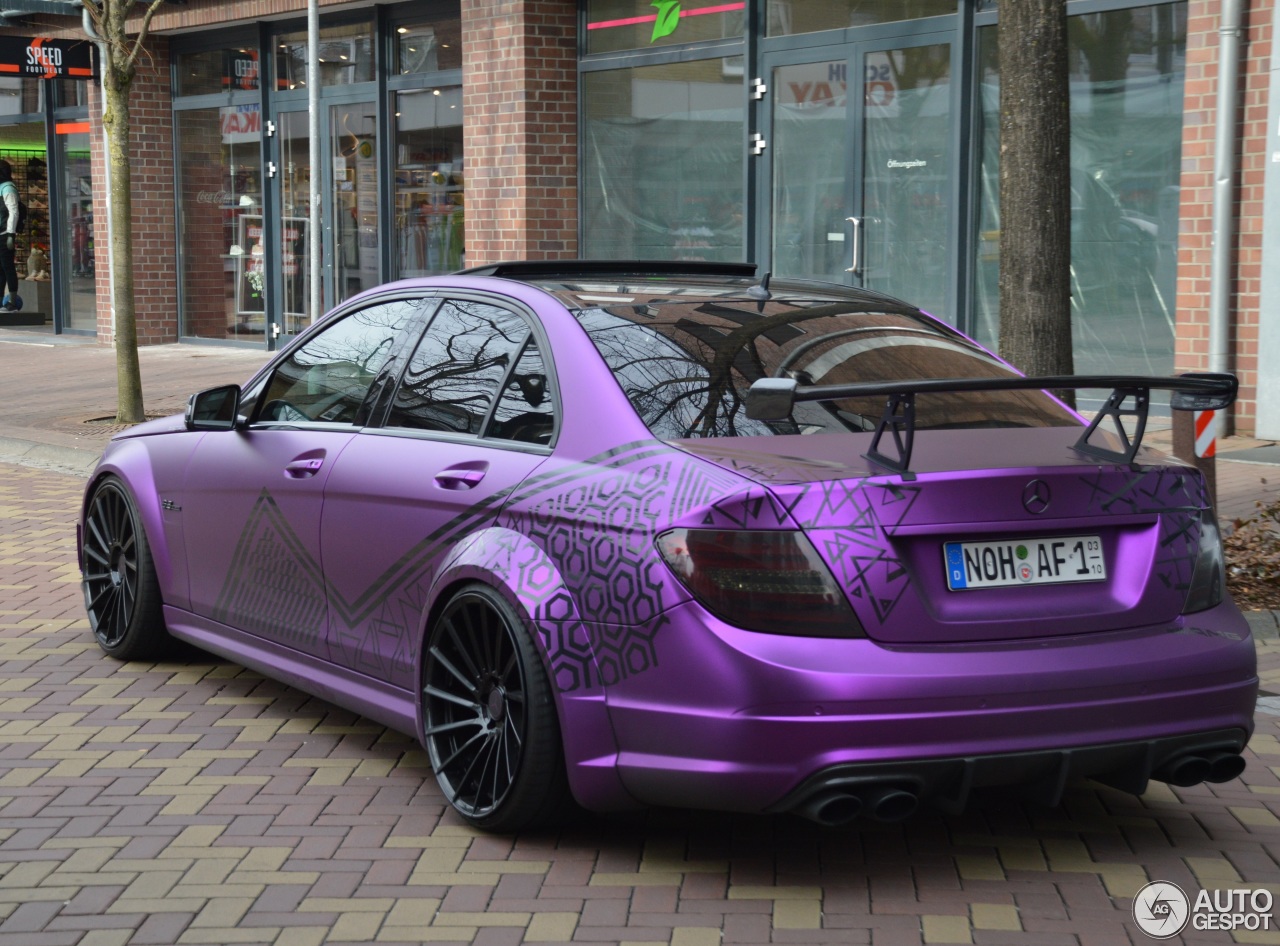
(651, 0, 681, 42)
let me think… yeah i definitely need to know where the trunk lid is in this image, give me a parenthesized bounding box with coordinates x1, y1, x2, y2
(675, 428, 1206, 644)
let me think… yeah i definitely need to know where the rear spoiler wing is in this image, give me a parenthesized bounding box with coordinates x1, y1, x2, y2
(745, 372, 1238, 475)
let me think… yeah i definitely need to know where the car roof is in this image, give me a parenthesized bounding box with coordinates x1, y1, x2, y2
(455, 260, 920, 316)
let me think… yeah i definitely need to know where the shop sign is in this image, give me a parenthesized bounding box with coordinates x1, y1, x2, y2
(220, 104, 261, 144)
(224, 50, 260, 91)
(779, 59, 899, 116)
(0, 36, 94, 80)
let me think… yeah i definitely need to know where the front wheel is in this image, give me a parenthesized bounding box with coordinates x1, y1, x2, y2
(422, 583, 568, 831)
(82, 477, 166, 660)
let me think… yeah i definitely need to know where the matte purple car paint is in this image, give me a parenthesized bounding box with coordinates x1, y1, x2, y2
(81, 272, 1258, 820)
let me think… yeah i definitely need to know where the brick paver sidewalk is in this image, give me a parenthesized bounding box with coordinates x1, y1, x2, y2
(2, 462, 1280, 945)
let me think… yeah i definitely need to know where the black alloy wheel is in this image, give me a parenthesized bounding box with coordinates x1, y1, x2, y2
(423, 583, 568, 831)
(82, 478, 165, 660)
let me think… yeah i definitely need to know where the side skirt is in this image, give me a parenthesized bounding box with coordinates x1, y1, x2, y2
(163, 606, 419, 739)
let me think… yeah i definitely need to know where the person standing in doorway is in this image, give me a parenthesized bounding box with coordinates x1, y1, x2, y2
(0, 160, 21, 312)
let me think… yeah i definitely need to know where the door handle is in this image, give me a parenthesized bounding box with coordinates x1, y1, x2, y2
(433, 463, 489, 491)
(284, 457, 324, 478)
(845, 216, 862, 275)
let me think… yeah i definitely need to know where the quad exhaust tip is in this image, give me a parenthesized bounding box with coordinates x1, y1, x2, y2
(796, 784, 918, 826)
(1154, 750, 1246, 788)
(795, 749, 1246, 825)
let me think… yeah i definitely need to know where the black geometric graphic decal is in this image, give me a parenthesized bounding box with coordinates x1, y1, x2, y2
(212, 490, 327, 649)
(1080, 466, 1208, 598)
(209, 438, 934, 690)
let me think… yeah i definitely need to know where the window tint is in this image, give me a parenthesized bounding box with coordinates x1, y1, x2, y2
(576, 303, 1077, 439)
(485, 340, 556, 445)
(258, 301, 416, 425)
(386, 300, 527, 434)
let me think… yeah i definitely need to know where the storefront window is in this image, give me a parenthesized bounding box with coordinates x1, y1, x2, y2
(585, 0, 744, 55)
(176, 48, 264, 96)
(275, 21, 375, 89)
(394, 87, 464, 276)
(176, 107, 265, 340)
(0, 78, 45, 116)
(973, 3, 1186, 381)
(767, 0, 955, 37)
(582, 61, 744, 261)
(395, 18, 461, 74)
(56, 131, 94, 332)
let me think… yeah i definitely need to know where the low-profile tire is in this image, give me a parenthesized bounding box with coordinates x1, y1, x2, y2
(422, 582, 569, 832)
(82, 477, 167, 660)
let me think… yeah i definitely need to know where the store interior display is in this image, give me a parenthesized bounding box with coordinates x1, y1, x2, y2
(0, 150, 56, 278)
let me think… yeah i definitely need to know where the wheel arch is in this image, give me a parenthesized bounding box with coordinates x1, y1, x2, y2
(81, 447, 182, 608)
(417, 527, 640, 812)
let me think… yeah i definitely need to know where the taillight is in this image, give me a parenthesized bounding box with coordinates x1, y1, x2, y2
(1183, 507, 1226, 614)
(656, 528, 865, 638)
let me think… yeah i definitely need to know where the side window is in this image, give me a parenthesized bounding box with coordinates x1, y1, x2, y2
(485, 339, 556, 445)
(386, 299, 527, 434)
(259, 301, 416, 424)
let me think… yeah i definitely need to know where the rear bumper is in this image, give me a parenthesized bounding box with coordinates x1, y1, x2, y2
(596, 600, 1258, 814)
(769, 728, 1248, 822)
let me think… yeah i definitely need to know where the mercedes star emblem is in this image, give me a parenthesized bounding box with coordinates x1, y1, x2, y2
(1022, 479, 1051, 514)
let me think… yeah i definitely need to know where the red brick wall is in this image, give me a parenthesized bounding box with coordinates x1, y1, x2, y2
(1177, 0, 1272, 435)
(89, 38, 178, 345)
(462, 0, 578, 265)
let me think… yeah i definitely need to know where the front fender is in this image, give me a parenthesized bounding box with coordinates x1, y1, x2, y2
(420, 526, 640, 812)
(83, 432, 205, 612)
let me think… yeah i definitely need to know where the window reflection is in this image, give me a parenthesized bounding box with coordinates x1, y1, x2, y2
(387, 301, 528, 434)
(577, 303, 1075, 440)
(583, 62, 744, 262)
(766, 0, 955, 38)
(973, 4, 1186, 385)
(274, 22, 375, 89)
(176, 107, 264, 340)
(260, 303, 415, 424)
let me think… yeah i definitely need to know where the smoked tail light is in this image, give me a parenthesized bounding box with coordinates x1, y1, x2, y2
(656, 528, 866, 638)
(1182, 507, 1226, 614)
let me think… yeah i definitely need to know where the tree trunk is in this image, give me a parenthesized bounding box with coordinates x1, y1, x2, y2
(103, 73, 143, 424)
(997, 0, 1074, 390)
(87, 0, 166, 425)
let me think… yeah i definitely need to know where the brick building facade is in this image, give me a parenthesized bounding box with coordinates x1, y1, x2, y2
(0, 0, 1273, 435)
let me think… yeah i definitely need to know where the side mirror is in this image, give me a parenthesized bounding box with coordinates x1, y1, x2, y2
(185, 384, 242, 431)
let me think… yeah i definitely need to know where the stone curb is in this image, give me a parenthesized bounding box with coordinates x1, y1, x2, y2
(0, 435, 99, 477)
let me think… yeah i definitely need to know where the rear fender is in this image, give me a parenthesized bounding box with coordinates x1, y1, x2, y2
(420, 526, 640, 811)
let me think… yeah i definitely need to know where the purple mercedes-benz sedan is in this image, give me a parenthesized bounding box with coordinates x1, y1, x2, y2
(78, 261, 1256, 831)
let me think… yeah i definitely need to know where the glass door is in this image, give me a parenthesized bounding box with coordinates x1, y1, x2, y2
(276, 109, 315, 338)
(330, 101, 379, 302)
(272, 100, 380, 342)
(765, 36, 955, 319)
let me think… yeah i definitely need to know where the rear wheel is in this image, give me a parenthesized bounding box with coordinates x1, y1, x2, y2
(422, 583, 568, 831)
(82, 477, 166, 660)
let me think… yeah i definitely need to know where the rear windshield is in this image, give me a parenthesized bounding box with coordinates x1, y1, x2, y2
(575, 301, 1077, 439)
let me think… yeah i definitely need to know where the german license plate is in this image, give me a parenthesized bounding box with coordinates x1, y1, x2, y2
(944, 535, 1105, 590)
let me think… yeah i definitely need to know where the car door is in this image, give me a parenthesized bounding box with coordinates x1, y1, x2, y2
(182, 297, 424, 660)
(319, 295, 558, 690)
